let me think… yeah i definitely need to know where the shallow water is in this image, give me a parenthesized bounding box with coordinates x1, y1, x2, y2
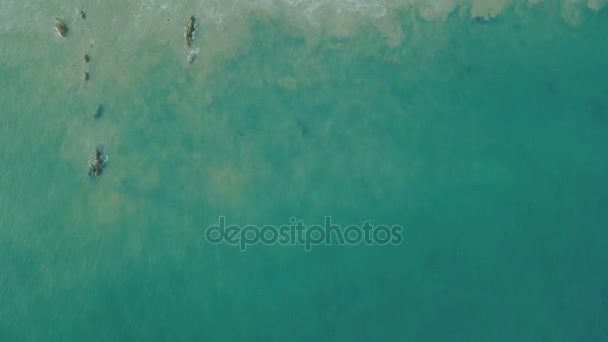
(1, 0, 608, 340)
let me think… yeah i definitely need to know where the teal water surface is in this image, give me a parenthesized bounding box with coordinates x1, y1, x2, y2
(1, 0, 608, 340)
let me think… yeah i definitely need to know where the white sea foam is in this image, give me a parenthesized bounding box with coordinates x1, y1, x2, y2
(0, 0, 604, 34)
(187, 47, 200, 63)
(0, 0, 605, 51)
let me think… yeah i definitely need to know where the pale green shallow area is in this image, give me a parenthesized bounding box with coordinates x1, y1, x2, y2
(1, 0, 608, 340)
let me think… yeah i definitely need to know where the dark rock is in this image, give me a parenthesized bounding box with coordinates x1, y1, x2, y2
(55, 18, 67, 38)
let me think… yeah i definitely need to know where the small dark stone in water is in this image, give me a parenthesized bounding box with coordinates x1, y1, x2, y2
(84, 54, 90, 63)
(94, 104, 103, 119)
(88, 146, 107, 176)
(55, 18, 67, 38)
(473, 15, 490, 23)
(80, 8, 86, 20)
(84, 72, 89, 81)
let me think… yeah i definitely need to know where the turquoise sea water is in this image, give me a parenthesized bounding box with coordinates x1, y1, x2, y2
(1, 0, 608, 340)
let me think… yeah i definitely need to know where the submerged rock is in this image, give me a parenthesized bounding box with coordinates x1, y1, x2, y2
(93, 104, 103, 119)
(473, 15, 490, 23)
(88, 146, 108, 176)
